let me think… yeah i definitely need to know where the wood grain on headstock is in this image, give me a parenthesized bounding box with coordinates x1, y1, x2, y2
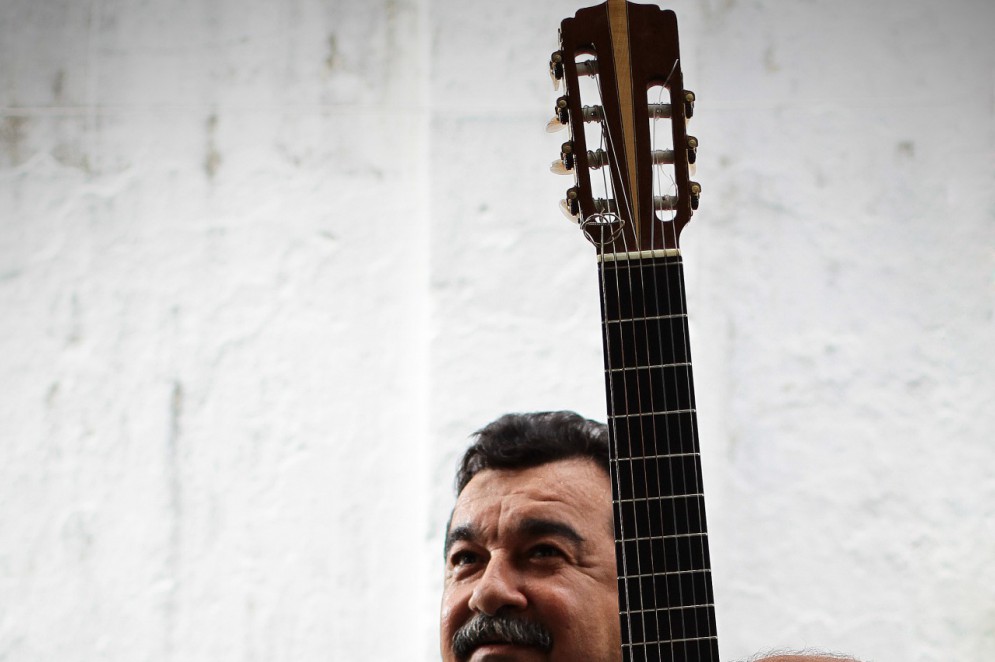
(559, 1, 694, 254)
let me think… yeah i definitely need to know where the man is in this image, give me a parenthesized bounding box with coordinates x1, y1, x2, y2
(440, 411, 859, 662)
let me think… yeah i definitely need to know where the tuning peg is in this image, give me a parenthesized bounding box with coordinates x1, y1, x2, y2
(683, 90, 696, 119)
(560, 141, 576, 171)
(687, 136, 698, 164)
(564, 187, 581, 217)
(546, 96, 569, 132)
(554, 96, 569, 123)
(690, 181, 702, 210)
(545, 117, 567, 133)
(559, 199, 579, 222)
(550, 159, 571, 175)
(549, 50, 564, 90)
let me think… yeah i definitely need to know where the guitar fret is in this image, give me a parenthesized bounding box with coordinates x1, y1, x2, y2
(622, 604, 715, 615)
(607, 362, 692, 373)
(611, 409, 696, 419)
(623, 568, 711, 580)
(622, 636, 719, 647)
(604, 312, 687, 324)
(613, 451, 700, 461)
(615, 491, 703, 503)
(617, 532, 708, 543)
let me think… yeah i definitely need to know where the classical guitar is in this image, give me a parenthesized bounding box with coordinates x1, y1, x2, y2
(550, 2, 718, 660)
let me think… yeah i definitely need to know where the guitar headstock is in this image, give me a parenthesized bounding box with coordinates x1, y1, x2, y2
(549, 0, 700, 256)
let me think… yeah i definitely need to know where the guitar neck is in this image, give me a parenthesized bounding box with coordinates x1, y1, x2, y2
(599, 253, 720, 661)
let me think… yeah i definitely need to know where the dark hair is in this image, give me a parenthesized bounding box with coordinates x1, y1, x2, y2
(455, 411, 610, 494)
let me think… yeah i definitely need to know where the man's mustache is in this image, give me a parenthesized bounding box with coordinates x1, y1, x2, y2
(452, 613, 553, 658)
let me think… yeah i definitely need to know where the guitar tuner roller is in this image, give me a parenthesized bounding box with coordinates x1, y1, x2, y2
(684, 90, 696, 119)
(587, 149, 608, 169)
(582, 105, 604, 123)
(576, 59, 598, 77)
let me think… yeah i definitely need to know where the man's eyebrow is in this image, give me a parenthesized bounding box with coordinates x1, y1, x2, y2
(516, 517, 586, 546)
(444, 523, 478, 558)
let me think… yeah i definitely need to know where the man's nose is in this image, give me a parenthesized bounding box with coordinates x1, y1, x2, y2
(467, 553, 528, 615)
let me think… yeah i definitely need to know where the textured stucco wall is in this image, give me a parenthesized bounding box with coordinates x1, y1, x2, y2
(2, 1, 993, 661)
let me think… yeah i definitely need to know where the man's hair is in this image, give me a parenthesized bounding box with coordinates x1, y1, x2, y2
(454, 411, 610, 494)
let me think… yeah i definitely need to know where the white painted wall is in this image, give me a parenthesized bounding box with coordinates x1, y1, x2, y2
(1, 1, 992, 661)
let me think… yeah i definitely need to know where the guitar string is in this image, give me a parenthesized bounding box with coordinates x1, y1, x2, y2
(589, 48, 643, 661)
(633, 80, 675, 662)
(647, 79, 686, 662)
(655, 67, 718, 660)
(649, 75, 695, 661)
(594, 56, 663, 661)
(672, 73, 718, 661)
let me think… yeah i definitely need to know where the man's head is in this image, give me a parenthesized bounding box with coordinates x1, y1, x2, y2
(440, 411, 620, 662)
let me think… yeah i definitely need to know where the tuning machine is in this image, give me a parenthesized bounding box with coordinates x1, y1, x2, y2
(690, 181, 702, 210)
(549, 50, 564, 90)
(562, 186, 580, 219)
(550, 141, 576, 175)
(684, 90, 696, 119)
(559, 141, 575, 171)
(687, 136, 698, 164)
(546, 96, 570, 133)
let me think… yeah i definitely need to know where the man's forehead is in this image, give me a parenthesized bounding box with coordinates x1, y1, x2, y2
(449, 459, 612, 536)
(457, 458, 610, 504)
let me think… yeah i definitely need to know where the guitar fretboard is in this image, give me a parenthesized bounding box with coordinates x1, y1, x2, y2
(599, 254, 720, 662)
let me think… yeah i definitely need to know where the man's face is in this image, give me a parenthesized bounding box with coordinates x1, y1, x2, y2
(440, 458, 621, 662)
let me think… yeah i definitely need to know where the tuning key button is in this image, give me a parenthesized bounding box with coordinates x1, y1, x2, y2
(687, 136, 699, 164)
(550, 160, 571, 175)
(684, 90, 696, 119)
(690, 181, 702, 210)
(546, 117, 567, 133)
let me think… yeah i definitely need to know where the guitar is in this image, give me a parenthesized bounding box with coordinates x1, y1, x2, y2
(550, 2, 718, 660)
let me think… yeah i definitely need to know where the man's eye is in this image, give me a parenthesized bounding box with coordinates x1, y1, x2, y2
(529, 544, 563, 559)
(450, 550, 479, 566)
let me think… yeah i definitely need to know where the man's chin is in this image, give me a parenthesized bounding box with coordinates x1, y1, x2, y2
(465, 642, 547, 661)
